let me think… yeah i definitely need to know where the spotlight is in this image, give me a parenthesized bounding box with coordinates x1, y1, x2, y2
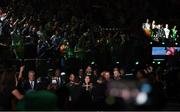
(91, 61, 95, 65)
(135, 61, 139, 65)
(61, 72, 66, 76)
(157, 61, 161, 65)
(116, 61, 120, 64)
(152, 61, 155, 64)
(175, 42, 178, 45)
(150, 42, 153, 45)
(162, 42, 165, 45)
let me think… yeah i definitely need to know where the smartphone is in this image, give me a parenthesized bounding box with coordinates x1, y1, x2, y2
(52, 79, 57, 84)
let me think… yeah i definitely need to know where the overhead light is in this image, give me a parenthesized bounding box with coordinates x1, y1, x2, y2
(91, 61, 95, 65)
(157, 61, 161, 65)
(61, 72, 66, 76)
(116, 61, 120, 64)
(135, 61, 139, 65)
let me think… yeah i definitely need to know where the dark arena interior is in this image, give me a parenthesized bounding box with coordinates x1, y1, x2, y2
(0, 0, 180, 111)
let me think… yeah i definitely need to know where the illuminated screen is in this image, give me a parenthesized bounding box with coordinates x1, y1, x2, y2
(152, 47, 180, 56)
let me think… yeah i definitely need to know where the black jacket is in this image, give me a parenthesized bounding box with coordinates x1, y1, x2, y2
(21, 80, 38, 93)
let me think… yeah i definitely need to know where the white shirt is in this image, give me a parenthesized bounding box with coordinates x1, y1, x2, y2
(152, 24, 156, 29)
(142, 23, 150, 30)
(57, 77, 61, 85)
(164, 28, 170, 39)
(52, 76, 61, 85)
(29, 80, 34, 89)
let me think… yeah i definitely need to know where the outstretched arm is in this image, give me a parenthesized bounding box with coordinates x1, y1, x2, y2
(18, 65, 25, 81)
(11, 89, 24, 100)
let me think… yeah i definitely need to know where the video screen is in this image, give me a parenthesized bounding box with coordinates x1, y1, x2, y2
(142, 19, 179, 45)
(152, 47, 180, 56)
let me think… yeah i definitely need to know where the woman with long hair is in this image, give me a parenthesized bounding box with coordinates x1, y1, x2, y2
(0, 68, 23, 110)
(82, 75, 93, 91)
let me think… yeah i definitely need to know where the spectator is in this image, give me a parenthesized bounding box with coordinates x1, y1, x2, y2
(97, 71, 105, 84)
(113, 67, 122, 81)
(0, 68, 23, 110)
(85, 66, 93, 76)
(21, 70, 38, 94)
(82, 75, 93, 91)
(135, 69, 147, 82)
(78, 75, 94, 109)
(51, 68, 62, 87)
(66, 73, 81, 109)
(103, 71, 111, 82)
(78, 68, 84, 82)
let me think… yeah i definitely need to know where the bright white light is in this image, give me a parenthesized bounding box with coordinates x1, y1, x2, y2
(61, 72, 66, 76)
(116, 61, 119, 64)
(136, 92, 148, 105)
(162, 42, 165, 45)
(91, 61, 95, 64)
(135, 61, 139, 65)
(150, 42, 153, 44)
(175, 43, 178, 45)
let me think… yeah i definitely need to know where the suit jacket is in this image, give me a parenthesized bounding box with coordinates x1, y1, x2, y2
(21, 80, 38, 93)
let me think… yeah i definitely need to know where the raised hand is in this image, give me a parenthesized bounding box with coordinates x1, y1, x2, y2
(20, 65, 25, 72)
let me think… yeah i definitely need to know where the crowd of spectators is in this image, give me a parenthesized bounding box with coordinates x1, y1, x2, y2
(0, 0, 180, 110)
(0, 2, 137, 71)
(1, 62, 180, 110)
(1, 62, 179, 110)
(1, 0, 179, 66)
